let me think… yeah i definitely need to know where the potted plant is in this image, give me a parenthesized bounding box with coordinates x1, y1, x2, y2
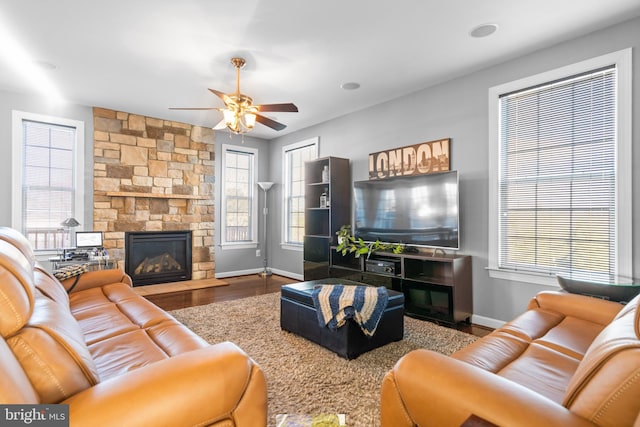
(335, 225, 403, 259)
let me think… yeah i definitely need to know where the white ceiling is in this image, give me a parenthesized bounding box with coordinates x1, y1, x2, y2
(1, 0, 639, 139)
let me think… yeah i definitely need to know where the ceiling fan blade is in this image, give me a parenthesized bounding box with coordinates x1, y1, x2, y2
(213, 119, 227, 130)
(255, 103, 298, 113)
(255, 114, 287, 131)
(169, 107, 218, 110)
(208, 88, 233, 104)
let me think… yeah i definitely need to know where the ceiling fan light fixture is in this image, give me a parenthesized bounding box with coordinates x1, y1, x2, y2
(170, 56, 297, 134)
(223, 108, 238, 128)
(243, 111, 257, 129)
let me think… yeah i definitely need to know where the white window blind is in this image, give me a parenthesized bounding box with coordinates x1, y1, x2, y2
(22, 119, 76, 250)
(223, 148, 255, 243)
(498, 66, 617, 281)
(283, 139, 317, 246)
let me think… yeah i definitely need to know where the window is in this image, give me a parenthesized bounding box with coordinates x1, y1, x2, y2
(488, 49, 632, 285)
(12, 111, 85, 252)
(282, 138, 318, 248)
(221, 144, 258, 248)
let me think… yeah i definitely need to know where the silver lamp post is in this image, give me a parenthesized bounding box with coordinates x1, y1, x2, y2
(60, 217, 81, 247)
(257, 182, 274, 277)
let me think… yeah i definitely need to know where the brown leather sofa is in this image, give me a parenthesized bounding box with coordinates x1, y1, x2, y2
(0, 227, 267, 426)
(381, 290, 640, 427)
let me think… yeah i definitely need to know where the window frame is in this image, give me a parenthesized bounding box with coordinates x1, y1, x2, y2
(220, 143, 259, 249)
(11, 110, 85, 255)
(281, 137, 318, 251)
(487, 48, 632, 286)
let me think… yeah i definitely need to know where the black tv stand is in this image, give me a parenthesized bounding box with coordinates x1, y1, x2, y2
(330, 248, 472, 324)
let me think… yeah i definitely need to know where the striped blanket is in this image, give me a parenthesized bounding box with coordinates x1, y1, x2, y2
(311, 284, 389, 337)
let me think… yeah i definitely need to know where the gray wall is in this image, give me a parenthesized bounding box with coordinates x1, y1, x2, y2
(212, 132, 273, 277)
(267, 17, 640, 324)
(0, 90, 95, 228)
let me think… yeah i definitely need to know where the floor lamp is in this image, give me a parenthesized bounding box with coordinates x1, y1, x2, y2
(257, 182, 274, 277)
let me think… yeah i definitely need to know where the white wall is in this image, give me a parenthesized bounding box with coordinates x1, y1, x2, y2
(267, 17, 640, 324)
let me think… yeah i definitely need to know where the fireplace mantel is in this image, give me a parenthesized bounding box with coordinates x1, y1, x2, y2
(106, 191, 209, 200)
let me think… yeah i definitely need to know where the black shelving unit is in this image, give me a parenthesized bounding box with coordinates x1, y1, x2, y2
(303, 156, 350, 280)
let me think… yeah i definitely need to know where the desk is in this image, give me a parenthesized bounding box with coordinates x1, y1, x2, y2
(49, 257, 116, 272)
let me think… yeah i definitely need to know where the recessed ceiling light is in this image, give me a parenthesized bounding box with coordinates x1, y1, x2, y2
(341, 82, 360, 90)
(470, 23, 498, 38)
(33, 60, 57, 70)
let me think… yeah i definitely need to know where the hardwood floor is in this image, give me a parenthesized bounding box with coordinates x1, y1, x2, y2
(138, 274, 492, 338)
(137, 274, 298, 311)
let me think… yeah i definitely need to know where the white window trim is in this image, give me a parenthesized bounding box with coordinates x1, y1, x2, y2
(487, 48, 632, 286)
(11, 110, 85, 256)
(281, 137, 318, 251)
(220, 143, 259, 249)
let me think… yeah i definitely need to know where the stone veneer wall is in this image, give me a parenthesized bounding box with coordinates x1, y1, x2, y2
(92, 107, 215, 280)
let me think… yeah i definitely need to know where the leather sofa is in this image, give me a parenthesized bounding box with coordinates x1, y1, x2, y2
(0, 227, 267, 426)
(381, 290, 640, 427)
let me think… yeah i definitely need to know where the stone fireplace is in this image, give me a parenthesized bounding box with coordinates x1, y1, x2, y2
(93, 107, 215, 280)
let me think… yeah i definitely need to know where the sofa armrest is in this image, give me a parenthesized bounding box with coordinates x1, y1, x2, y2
(380, 349, 597, 427)
(528, 291, 623, 325)
(62, 342, 267, 427)
(61, 269, 132, 293)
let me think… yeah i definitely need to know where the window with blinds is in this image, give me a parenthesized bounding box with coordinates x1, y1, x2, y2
(21, 119, 77, 250)
(282, 138, 317, 246)
(221, 145, 257, 246)
(498, 67, 618, 281)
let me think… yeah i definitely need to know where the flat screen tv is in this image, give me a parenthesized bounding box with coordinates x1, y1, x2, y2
(353, 170, 459, 250)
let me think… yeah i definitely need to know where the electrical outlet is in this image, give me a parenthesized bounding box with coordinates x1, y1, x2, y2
(256, 249, 261, 257)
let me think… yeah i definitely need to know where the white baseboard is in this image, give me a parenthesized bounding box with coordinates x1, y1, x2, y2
(215, 268, 262, 278)
(214, 268, 303, 281)
(471, 314, 505, 329)
(270, 268, 304, 281)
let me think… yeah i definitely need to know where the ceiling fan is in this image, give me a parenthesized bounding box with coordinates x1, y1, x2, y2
(170, 57, 298, 135)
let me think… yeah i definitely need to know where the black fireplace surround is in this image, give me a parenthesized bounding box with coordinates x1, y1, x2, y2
(125, 230, 192, 286)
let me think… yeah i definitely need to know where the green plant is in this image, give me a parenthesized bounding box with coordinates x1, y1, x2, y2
(335, 225, 403, 259)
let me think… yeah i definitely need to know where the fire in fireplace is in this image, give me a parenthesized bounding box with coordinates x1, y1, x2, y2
(125, 230, 192, 286)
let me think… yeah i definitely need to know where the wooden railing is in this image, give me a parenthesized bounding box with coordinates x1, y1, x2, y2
(26, 228, 67, 251)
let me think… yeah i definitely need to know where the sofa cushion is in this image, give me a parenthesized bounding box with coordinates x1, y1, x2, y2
(563, 294, 640, 427)
(0, 226, 70, 305)
(0, 241, 35, 337)
(0, 338, 40, 403)
(452, 330, 529, 372)
(69, 283, 208, 380)
(8, 295, 101, 402)
(497, 342, 581, 403)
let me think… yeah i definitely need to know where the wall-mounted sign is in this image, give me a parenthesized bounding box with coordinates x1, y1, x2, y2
(368, 138, 450, 180)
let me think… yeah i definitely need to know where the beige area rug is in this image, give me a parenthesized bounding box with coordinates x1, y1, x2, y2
(170, 292, 478, 427)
